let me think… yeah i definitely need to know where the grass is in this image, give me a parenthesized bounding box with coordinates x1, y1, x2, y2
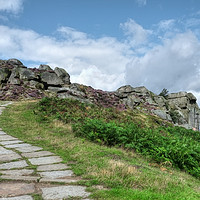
(0, 100, 199, 200)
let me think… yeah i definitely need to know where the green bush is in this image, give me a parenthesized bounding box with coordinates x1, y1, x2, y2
(36, 97, 200, 178)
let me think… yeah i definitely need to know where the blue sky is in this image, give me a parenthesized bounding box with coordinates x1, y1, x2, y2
(1, 0, 200, 102)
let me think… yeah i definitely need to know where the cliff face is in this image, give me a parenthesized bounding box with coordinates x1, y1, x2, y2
(0, 58, 199, 130)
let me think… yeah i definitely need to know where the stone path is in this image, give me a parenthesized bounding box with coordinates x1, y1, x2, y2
(0, 102, 91, 200)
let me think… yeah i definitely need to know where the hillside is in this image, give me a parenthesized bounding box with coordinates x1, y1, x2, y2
(0, 58, 200, 199)
(0, 100, 199, 200)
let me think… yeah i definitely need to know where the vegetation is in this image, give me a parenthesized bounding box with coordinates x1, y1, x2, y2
(0, 98, 200, 199)
(36, 97, 200, 178)
(159, 88, 169, 99)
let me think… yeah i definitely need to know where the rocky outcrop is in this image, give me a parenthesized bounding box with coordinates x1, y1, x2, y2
(0, 59, 70, 100)
(0, 58, 199, 130)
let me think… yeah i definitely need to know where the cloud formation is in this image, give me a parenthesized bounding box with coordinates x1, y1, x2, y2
(0, 25, 130, 91)
(125, 31, 200, 94)
(120, 19, 152, 47)
(0, 0, 23, 13)
(1, 16, 200, 103)
(135, 0, 147, 6)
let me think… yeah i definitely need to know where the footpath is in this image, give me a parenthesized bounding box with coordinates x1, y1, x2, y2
(0, 102, 91, 200)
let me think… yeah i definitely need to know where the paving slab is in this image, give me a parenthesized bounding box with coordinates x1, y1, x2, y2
(0, 169, 34, 176)
(0, 195, 33, 200)
(0, 131, 6, 135)
(0, 160, 28, 170)
(22, 151, 54, 158)
(38, 170, 74, 179)
(28, 156, 62, 166)
(0, 147, 16, 155)
(39, 178, 78, 183)
(41, 185, 90, 200)
(4, 143, 31, 149)
(0, 153, 21, 162)
(15, 146, 42, 153)
(37, 163, 69, 171)
(1, 175, 40, 182)
(0, 183, 35, 197)
(0, 140, 23, 146)
(0, 135, 18, 141)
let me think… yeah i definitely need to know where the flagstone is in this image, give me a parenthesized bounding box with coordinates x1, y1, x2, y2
(41, 185, 90, 200)
(38, 170, 74, 179)
(0, 153, 21, 162)
(21, 151, 54, 158)
(0, 131, 6, 135)
(0, 160, 28, 170)
(0, 140, 23, 146)
(0, 147, 15, 155)
(0, 135, 18, 141)
(37, 163, 69, 171)
(28, 156, 62, 166)
(39, 178, 78, 183)
(0, 195, 33, 200)
(1, 175, 39, 182)
(15, 146, 42, 153)
(0, 169, 34, 176)
(0, 183, 35, 197)
(4, 143, 31, 149)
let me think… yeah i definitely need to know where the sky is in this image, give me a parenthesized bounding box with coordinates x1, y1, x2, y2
(1, 0, 200, 103)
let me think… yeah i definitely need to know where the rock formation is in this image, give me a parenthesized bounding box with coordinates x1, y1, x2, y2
(0, 58, 199, 130)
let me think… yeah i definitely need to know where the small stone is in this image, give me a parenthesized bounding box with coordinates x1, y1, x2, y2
(0, 195, 33, 200)
(0, 140, 23, 145)
(15, 146, 42, 153)
(0, 169, 34, 176)
(1, 175, 39, 182)
(22, 151, 54, 158)
(28, 156, 62, 166)
(37, 163, 69, 171)
(38, 170, 74, 179)
(0, 153, 21, 162)
(0, 160, 28, 170)
(0, 183, 35, 197)
(41, 186, 90, 200)
(4, 143, 31, 149)
(0, 135, 18, 141)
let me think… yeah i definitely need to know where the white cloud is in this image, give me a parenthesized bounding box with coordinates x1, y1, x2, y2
(0, 25, 130, 91)
(157, 19, 175, 31)
(120, 19, 152, 47)
(1, 17, 200, 104)
(135, 0, 147, 6)
(125, 31, 200, 95)
(71, 66, 125, 91)
(57, 26, 87, 41)
(0, 0, 24, 13)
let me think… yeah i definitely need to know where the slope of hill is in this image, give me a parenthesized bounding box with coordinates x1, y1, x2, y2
(0, 99, 199, 200)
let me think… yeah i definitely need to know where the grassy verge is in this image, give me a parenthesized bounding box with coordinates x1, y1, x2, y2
(0, 101, 199, 200)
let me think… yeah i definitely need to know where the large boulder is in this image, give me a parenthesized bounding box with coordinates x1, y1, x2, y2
(8, 68, 20, 85)
(18, 68, 38, 81)
(54, 67, 70, 85)
(40, 71, 64, 86)
(0, 68, 11, 84)
(39, 64, 52, 71)
(6, 59, 24, 67)
(152, 109, 172, 121)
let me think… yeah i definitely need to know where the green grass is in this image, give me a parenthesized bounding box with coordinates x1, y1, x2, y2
(0, 100, 199, 200)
